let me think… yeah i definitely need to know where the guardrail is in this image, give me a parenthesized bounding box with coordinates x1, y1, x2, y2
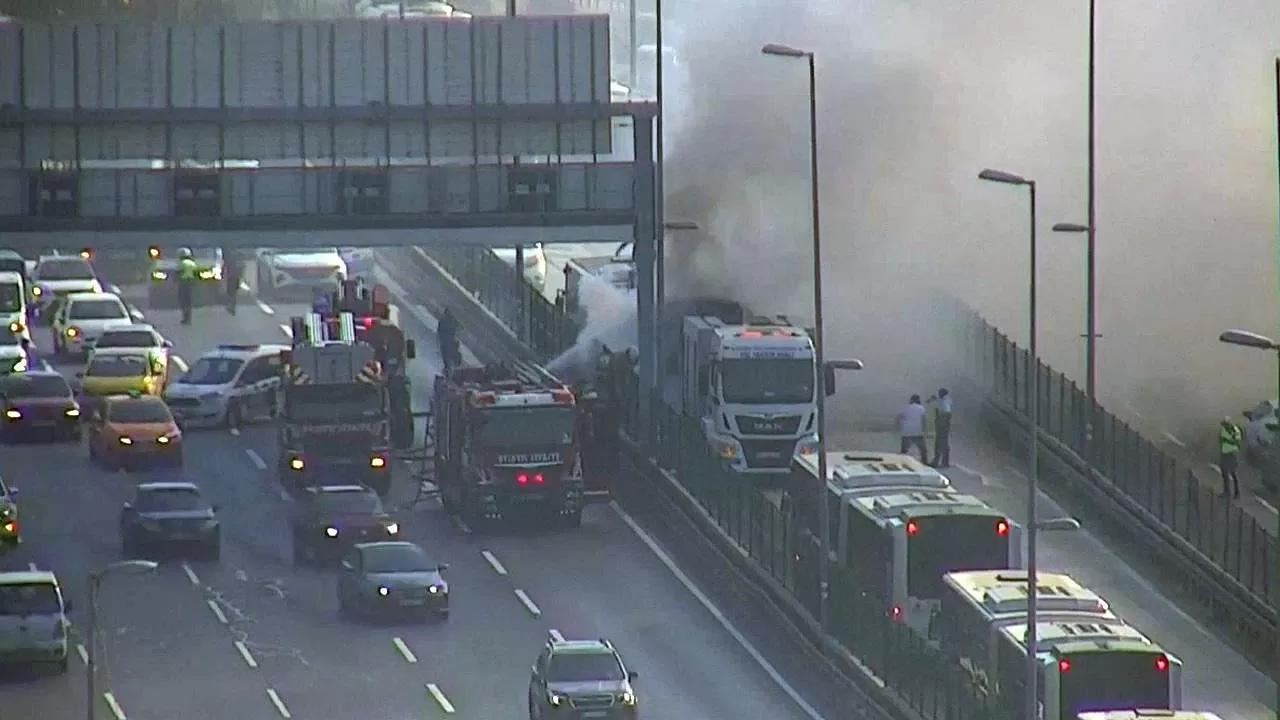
(400, 244, 1279, 668)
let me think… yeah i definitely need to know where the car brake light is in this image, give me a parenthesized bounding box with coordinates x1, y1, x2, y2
(2, 520, 15, 534)
(1058, 658, 1071, 673)
(1155, 655, 1168, 672)
(80, 249, 92, 260)
(996, 520, 1010, 536)
(362, 317, 375, 328)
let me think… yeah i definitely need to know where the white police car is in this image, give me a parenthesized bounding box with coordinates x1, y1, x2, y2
(163, 344, 289, 427)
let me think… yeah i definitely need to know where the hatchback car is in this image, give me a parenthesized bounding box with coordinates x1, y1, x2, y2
(0, 570, 71, 674)
(0, 371, 81, 441)
(88, 394, 184, 470)
(77, 348, 168, 399)
(120, 482, 220, 560)
(50, 292, 133, 357)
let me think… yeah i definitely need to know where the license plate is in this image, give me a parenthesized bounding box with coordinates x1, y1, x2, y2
(401, 598, 426, 606)
(582, 712, 607, 719)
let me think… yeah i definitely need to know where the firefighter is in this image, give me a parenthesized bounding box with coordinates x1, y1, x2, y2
(177, 248, 198, 325)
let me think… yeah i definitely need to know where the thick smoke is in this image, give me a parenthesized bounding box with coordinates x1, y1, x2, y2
(657, 0, 1280, 441)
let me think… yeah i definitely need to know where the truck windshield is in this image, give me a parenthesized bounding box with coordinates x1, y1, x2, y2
(473, 406, 575, 446)
(720, 358, 814, 405)
(286, 384, 383, 419)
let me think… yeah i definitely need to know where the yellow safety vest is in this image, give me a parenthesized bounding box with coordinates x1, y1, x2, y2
(178, 257, 198, 281)
(1220, 425, 1242, 455)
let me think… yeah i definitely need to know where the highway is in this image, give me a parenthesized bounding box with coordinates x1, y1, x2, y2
(2, 262, 860, 720)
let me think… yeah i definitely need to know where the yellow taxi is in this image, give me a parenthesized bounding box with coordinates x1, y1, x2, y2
(88, 393, 183, 470)
(77, 347, 168, 399)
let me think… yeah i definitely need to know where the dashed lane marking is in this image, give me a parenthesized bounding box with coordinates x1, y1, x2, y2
(610, 500, 828, 720)
(279, 324, 293, 338)
(181, 563, 200, 586)
(229, 427, 240, 436)
(103, 691, 127, 720)
(548, 629, 565, 642)
(266, 689, 292, 718)
(245, 449, 268, 470)
(76, 643, 88, 665)
(1162, 432, 1186, 448)
(392, 637, 418, 663)
(172, 355, 189, 373)
(206, 598, 229, 624)
(235, 640, 259, 668)
(257, 299, 274, 315)
(27, 561, 37, 571)
(480, 550, 508, 576)
(426, 683, 456, 714)
(513, 589, 541, 617)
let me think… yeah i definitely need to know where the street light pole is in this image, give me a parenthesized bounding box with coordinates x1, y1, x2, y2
(762, 42, 830, 632)
(87, 560, 157, 720)
(1085, 0, 1098, 406)
(979, 168, 1040, 720)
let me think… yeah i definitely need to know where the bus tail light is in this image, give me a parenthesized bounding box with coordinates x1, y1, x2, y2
(1058, 659, 1071, 673)
(996, 520, 1010, 536)
(1155, 655, 1168, 672)
(906, 520, 919, 536)
(890, 606, 903, 622)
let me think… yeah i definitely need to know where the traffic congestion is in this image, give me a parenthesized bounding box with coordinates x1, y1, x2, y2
(0, 246, 850, 719)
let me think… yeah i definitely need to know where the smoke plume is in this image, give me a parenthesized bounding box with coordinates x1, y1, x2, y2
(656, 0, 1280, 442)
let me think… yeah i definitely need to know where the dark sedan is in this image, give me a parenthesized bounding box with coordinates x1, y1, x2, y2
(290, 485, 399, 566)
(337, 541, 449, 621)
(0, 371, 81, 442)
(120, 481, 221, 560)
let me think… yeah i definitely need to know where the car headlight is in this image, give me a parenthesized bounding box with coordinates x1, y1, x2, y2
(151, 270, 168, 280)
(620, 691, 637, 706)
(156, 435, 170, 444)
(30, 286, 41, 297)
(377, 586, 389, 597)
(4, 409, 20, 419)
(64, 408, 79, 417)
(118, 436, 133, 446)
(385, 522, 399, 535)
(324, 526, 338, 537)
(427, 585, 440, 594)
(548, 693, 564, 707)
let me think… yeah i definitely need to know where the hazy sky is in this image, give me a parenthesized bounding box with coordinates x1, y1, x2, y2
(656, 0, 1280, 433)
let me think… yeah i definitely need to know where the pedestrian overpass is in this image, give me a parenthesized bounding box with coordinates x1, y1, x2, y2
(0, 16, 657, 251)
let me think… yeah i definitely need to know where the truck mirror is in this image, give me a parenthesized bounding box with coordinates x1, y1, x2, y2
(823, 364, 836, 396)
(405, 339, 417, 360)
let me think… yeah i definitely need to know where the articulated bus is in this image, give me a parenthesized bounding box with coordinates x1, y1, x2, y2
(836, 490, 1022, 634)
(938, 570, 1117, 681)
(994, 620, 1183, 720)
(1077, 712, 1219, 720)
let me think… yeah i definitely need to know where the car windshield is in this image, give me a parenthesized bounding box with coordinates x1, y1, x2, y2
(69, 299, 127, 320)
(547, 652, 625, 682)
(720, 358, 814, 405)
(317, 490, 382, 515)
(363, 545, 434, 573)
(0, 374, 69, 399)
(0, 283, 21, 314)
(136, 488, 205, 512)
(37, 259, 94, 281)
(87, 355, 148, 378)
(96, 331, 158, 349)
(181, 358, 243, 385)
(0, 583, 61, 616)
(107, 399, 171, 424)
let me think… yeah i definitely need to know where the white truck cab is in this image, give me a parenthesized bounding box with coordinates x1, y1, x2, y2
(682, 315, 823, 476)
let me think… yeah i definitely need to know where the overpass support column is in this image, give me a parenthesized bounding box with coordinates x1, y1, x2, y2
(633, 115, 658, 452)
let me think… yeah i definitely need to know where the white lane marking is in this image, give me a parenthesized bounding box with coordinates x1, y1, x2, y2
(256, 299, 274, 315)
(1209, 463, 1221, 473)
(480, 550, 508, 576)
(610, 500, 828, 720)
(1256, 496, 1279, 515)
(181, 562, 200, 586)
(172, 355, 189, 373)
(513, 589, 541, 617)
(1162, 432, 1186, 448)
(278, 324, 292, 337)
(392, 637, 418, 663)
(229, 427, 240, 436)
(27, 561, 37, 571)
(239, 281, 251, 292)
(266, 688, 292, 718)
(76, 643, 88, 665)
(548, 629, 565, 642)
(235, 569, 249, 582)
(245, 449, 267, 470)
(235, 640, 259, 668)
(206, 599, 229, 624)
(426, 683, 456, 714)
(277, 489, 291, 501)
(1004, 464, 1027, 479)
(103, 691, 127, 720)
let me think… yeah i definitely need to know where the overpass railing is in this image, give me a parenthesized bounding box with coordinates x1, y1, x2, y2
(404, 243, 1279, 667)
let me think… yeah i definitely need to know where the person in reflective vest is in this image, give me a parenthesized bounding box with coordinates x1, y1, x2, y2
(1219, 417, 1243, 499)
(177, 248, 198, 325)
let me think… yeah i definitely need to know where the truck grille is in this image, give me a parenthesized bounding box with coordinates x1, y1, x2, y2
(570, 694, 616, 710)
(742, 439, 797, 469)
(735, 414, 802, 435)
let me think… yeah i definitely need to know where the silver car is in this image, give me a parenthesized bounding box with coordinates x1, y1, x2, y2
(255, 248, 347, 300)
(0, 570, 71, 673)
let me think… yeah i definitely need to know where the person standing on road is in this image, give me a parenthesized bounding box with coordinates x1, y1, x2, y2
(177, 248, 198, 325)
(897, 394, 929, 463)
(1219, 417, 1244, 499)
(223, 248, 242, 315)
(928, 388, 953, 468)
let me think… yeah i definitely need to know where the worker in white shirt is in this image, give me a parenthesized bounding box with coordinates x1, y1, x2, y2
(896, 394, 929, 462)
(928, 388, 953, 468)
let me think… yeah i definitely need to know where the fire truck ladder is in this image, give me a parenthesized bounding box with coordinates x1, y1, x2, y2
(290, 312, 357, 345)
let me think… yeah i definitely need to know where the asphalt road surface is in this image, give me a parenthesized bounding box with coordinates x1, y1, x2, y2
(1, 264, 858, 720)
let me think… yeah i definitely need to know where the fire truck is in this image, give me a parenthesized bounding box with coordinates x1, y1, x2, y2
(313, 280, 417, 449)
(431, 361, 592, 528)
(279, 312, 394, 496)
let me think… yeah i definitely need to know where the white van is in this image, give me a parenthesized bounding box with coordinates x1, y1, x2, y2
(0, 570, 72, 673)
(0, 271, 29, 341)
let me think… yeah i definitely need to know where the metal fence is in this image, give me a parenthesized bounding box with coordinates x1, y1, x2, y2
(417, 244, 1278, 640)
